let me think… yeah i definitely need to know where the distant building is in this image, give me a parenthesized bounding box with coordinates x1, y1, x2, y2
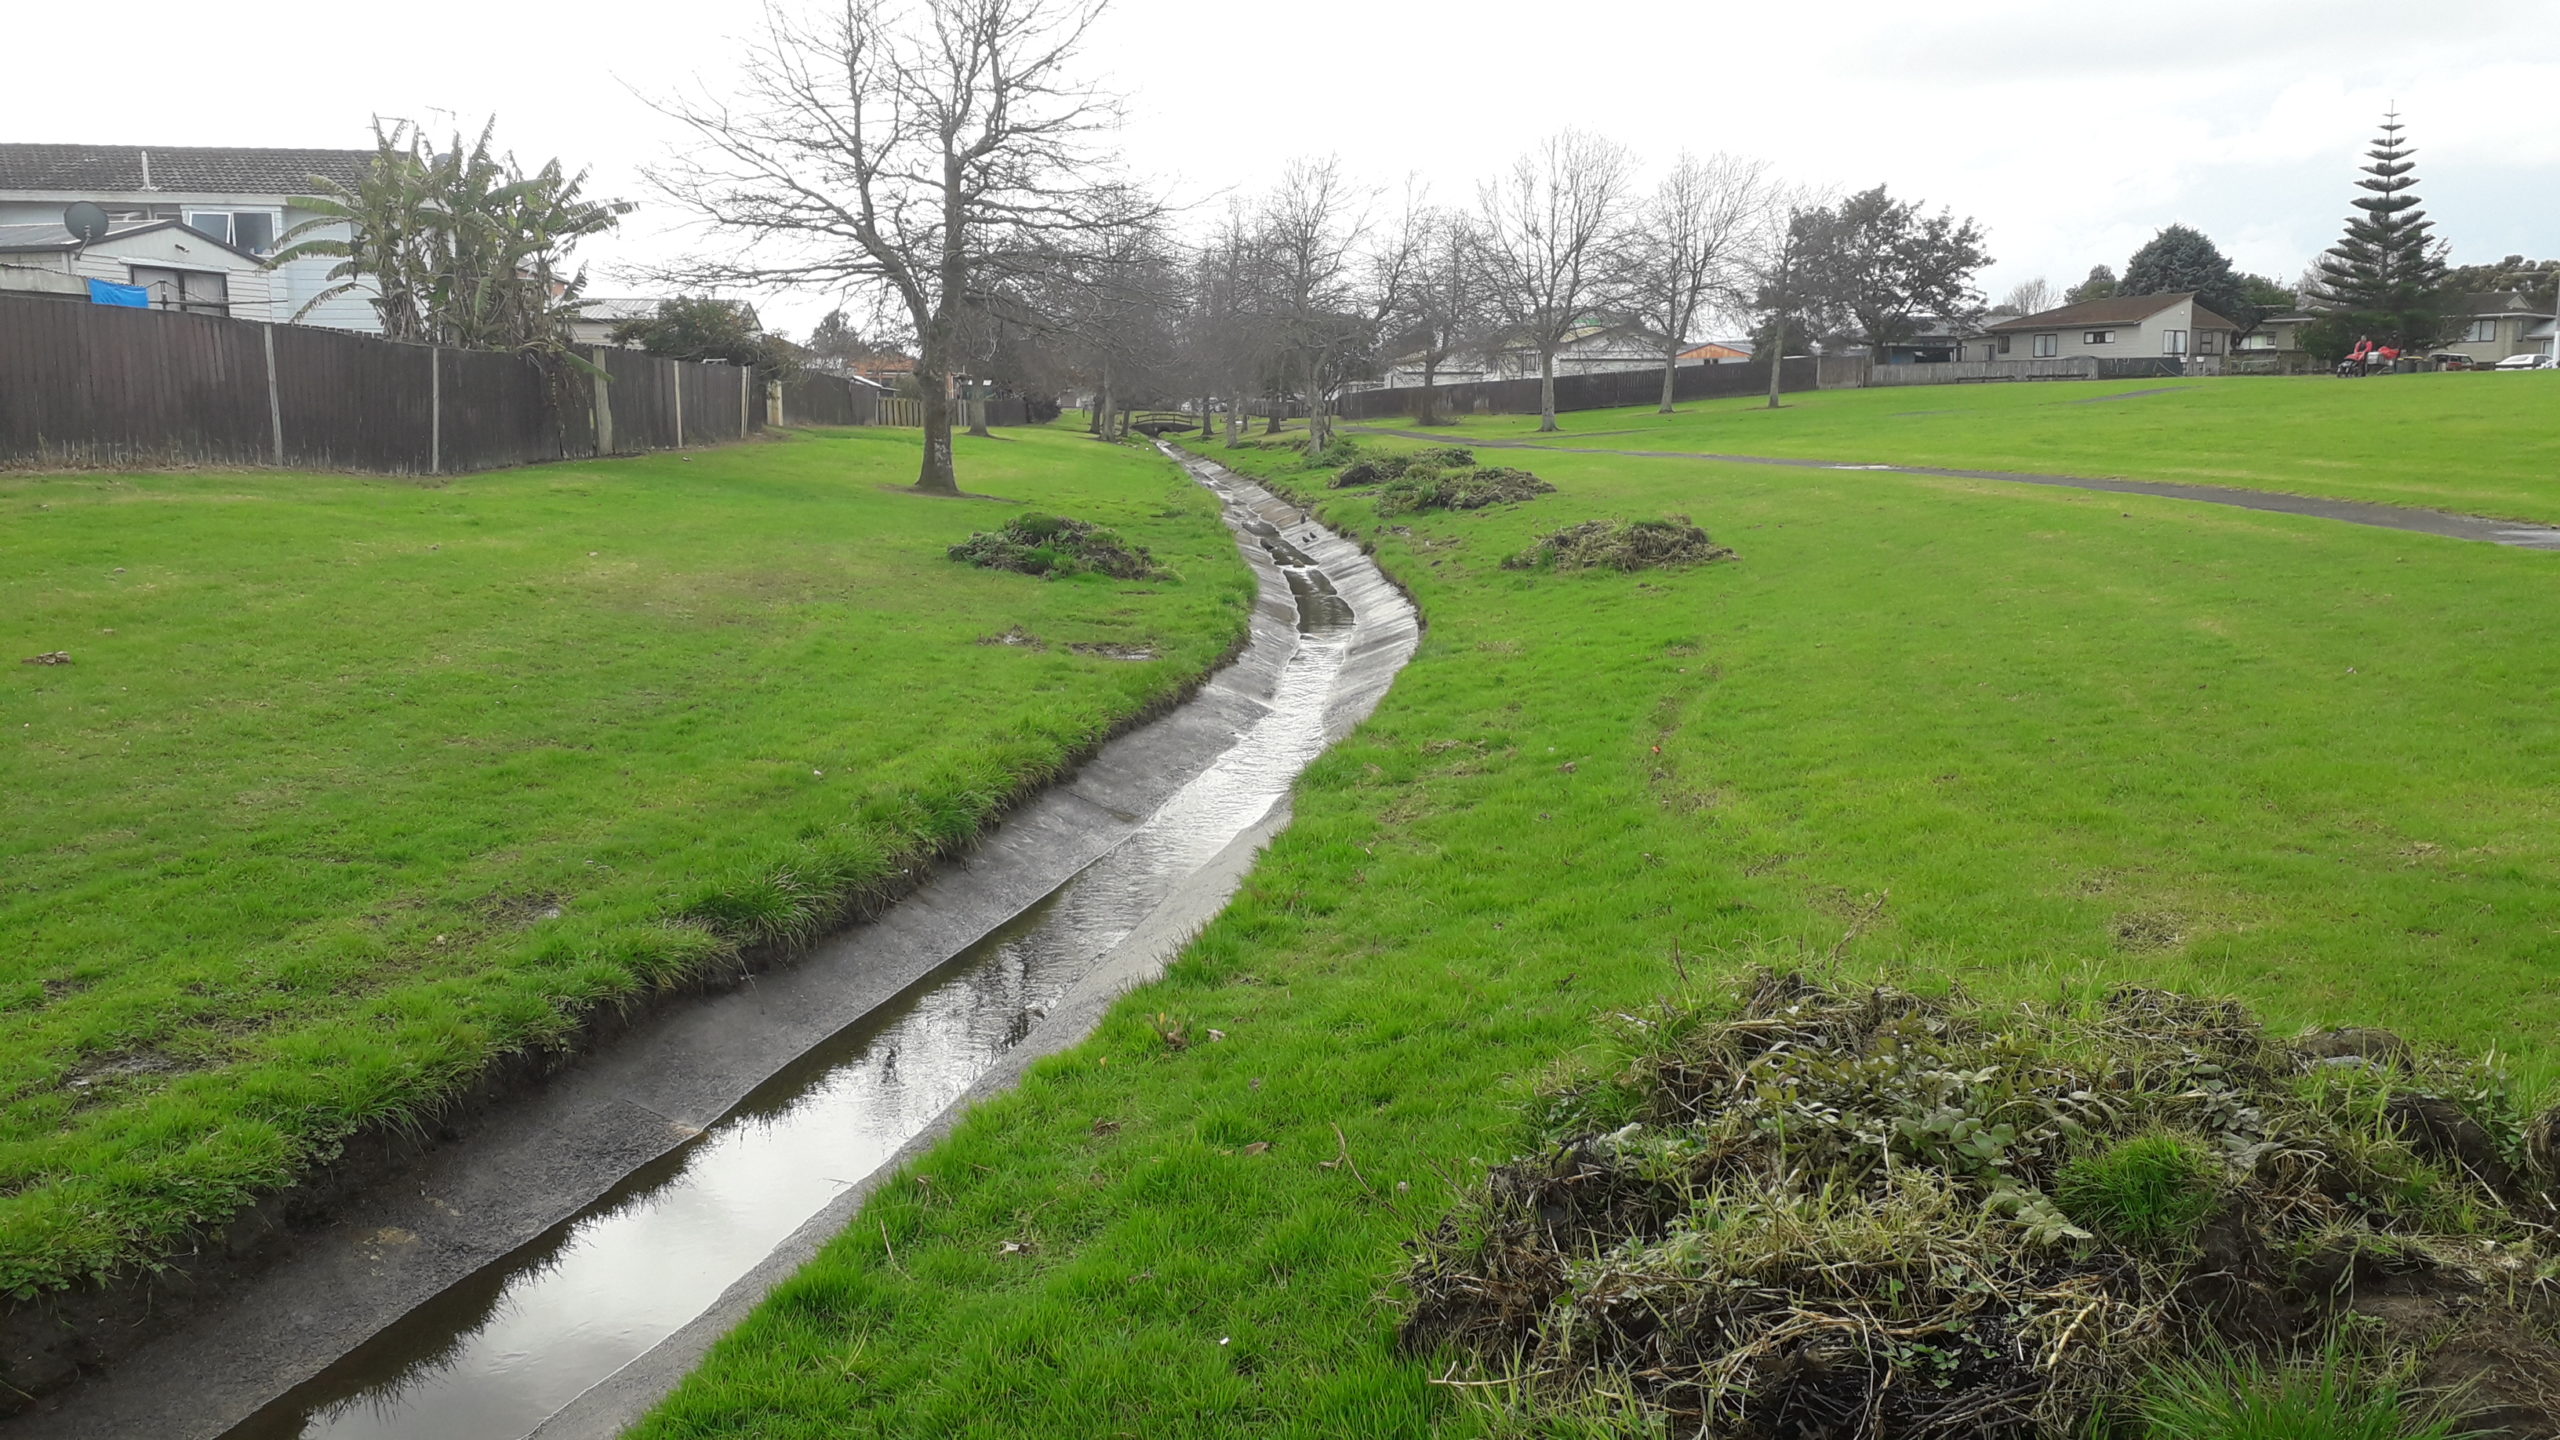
(569, 297, 671, 348)
(2433, 292, 2557, 365)
(0, 143, 379, 329)
(1680, 340, 1753, 364)
(1980, 292, 2239, 366)
(0, 219, 278, 317)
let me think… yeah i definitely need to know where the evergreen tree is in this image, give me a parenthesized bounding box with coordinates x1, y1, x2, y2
(2064, 265, 2118, 304)
(2312, 109, 2450, 347)
(2120, 224, 2266, 331)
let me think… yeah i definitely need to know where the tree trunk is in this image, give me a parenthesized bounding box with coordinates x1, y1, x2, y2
(1096, 361, 1114, 442)
(1224, 388, 1243, 449)
(1417, 356, 1440, 426)
(967, 383, 991, 438)
(1538, 350, 1558, 432)
(1199, 392, 1213, 437)
(914, 371, 959, 493)
(1307, 374, 1331, 455)
(1765, 313, 1787, 410)
(1263, 398, 1280, 435)
(1659, 342, 1679, 413)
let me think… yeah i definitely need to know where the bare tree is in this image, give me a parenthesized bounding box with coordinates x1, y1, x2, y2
(1476, 131, 1635, 432)
(1749, 188, 1828, 410)
(644, 0, 1123, 495)
(1247, 158, 1417, 454)
(1998, 276, 2055, 316)
(1384, 206, 1492, 426)
(1614, 151, 1772, 413)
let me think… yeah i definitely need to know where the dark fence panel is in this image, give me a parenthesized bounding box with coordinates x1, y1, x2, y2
(0, 295, 270, 467)
(779, 373, 878, 426)
(2096, 357, 2187, 381)
(271, 325, 433, 472)
(0, 296, 759, 475)
(1336, 357, 1816, 420)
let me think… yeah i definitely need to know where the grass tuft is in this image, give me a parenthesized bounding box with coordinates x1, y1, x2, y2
(2056, 1132, 2223, 1250)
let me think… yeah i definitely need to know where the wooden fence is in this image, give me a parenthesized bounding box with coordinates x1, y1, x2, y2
(0, 293, 760, 474)
(771, 374, 1026, 432)
(1336, 357, 1817, 420)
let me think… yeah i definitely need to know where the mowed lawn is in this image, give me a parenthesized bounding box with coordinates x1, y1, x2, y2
(635, 412, 2560, 1437)
(0, 424, 1254, 1296)
(1367, 371, 2560, 521)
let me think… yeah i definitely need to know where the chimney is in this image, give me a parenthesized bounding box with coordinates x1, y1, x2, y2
(139, 149, 155, 191)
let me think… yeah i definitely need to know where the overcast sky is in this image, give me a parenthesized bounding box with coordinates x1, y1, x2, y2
(6, 0, 2552, 337)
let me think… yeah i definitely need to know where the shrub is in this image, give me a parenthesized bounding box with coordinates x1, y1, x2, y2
(2055, 1133, 2221, 1249)
(947, 514, 1165, 580)
(1412, 445, 1476, 468)
(1503, 516, 1735, 572)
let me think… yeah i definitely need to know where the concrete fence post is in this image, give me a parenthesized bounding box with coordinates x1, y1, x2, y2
(591, 347, 614, 455)
(738, 364, 750, 437)
(672, 360, 684, 449)
(261, 323, 284, 466)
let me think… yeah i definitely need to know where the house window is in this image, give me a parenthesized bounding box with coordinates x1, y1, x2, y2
(1997, 334, 2011, 355)
(2161, 329, 2188, 355)
(2082, 330, 2115, 345)
(182, 210, 277, 254)
(2236, 332, 2276, 351)
(2196, 330, 2220, 355)
(126, 266, 229, 317)
(2467, 319, 2497, 343)
(2032, 333, 2058, 358)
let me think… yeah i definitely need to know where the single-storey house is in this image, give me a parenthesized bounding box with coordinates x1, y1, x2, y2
(1980, 292, 2239, 365)
(1679, 340, 1753, 364)
(2433, 293, 2557, 365)
(0, 219, 278, 318)
(0, 143, 378, 329)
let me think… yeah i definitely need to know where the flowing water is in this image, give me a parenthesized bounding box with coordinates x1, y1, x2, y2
(222, 472, 1369, 1440)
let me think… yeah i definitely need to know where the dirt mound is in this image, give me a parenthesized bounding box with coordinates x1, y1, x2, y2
(1403, 969, 2560, 1438)
(947, 514, 1165, 580)
(1502, 515, 1734, 572)
(1374, 465, 1555, 517)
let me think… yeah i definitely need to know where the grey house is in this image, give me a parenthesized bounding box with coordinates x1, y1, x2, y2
(0, 144, 379, 330)
(1981, 292, 2240, 366)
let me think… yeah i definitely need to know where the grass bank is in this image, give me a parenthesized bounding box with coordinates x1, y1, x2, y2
(0, 424, 1253, 1297)
(1363, 372, 2560, 521)
(636, 420, 2560, 1436)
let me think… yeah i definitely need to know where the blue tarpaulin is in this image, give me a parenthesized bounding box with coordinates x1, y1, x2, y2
(86, 277, 149, 307)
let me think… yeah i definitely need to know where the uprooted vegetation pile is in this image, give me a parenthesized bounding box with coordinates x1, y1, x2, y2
(1332, 445, 1477, 487)
(1403, 970, 2560, 1438)
(947, 514, 1165, 580)
(1331, 446, 1555, 517)
(1503, 515, 1735, 572)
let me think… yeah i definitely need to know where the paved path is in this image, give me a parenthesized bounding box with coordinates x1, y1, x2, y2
(1347, 426, 2560, 551)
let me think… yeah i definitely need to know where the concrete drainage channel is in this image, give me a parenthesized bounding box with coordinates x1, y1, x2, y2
(14, 444, 1416, 1440)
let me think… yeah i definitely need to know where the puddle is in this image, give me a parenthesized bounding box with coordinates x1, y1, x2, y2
(220, 476, 1367, 1440)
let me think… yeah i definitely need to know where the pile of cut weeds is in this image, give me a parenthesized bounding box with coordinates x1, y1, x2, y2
(1375, 464, 1555, 517)
(1503, 514, 1734, 572)
(1333, 446, 1477, 488)
(1403, 969, 2560, 1438)
(948, 514, 1165, 580)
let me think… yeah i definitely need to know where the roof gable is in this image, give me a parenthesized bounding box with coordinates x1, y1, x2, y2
(0, 144, 373, 196)
(0, 218, 264, 264)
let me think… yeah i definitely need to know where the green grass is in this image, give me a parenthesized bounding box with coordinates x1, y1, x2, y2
(2054, 1132, 2223, 1249)
(2136, 1350, 2464, 1440)
(634, 411, 2560, 1436)
(1363, 372, 2560, 521)
(0, 424, 1254, 1296)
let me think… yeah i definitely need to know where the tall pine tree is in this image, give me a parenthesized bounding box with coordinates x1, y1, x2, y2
(2313, 109, 2450, 348)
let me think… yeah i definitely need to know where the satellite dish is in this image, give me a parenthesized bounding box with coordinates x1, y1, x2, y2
(63, 202, 109, 245)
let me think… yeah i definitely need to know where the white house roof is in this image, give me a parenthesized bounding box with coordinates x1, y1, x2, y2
(0, 143, 374, 196)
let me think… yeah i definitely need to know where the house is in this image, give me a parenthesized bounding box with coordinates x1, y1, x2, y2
(2434, 293, 2557, 365)
(1679, 340, 1753, 364)
(0, 220, 279, 318)
(1981, 292, 2239, 367)
(0, 143, 378, 330)
(569, 297, 670, 348)
(1379, 324, 1699, 388)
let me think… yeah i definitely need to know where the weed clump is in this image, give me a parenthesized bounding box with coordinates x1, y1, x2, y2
(1374, 465, 1556, 517)
(1502, 515, 1734, 572)
(1402, 970, 2560, 1439)
(1333, 445, 1477, 490)
(947, 514, 1166, 580)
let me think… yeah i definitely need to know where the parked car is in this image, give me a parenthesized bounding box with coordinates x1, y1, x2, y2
(2427, 353, 2479, 371)
(2495, 353, 2556, 371)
